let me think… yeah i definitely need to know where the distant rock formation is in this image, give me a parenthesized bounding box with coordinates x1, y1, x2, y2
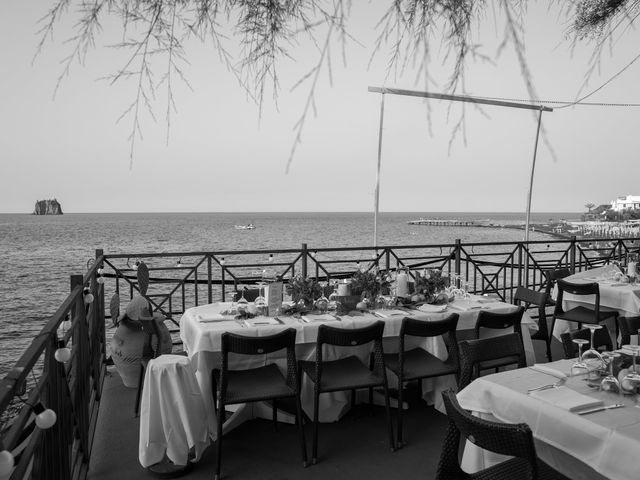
(33, 198, 63, 215)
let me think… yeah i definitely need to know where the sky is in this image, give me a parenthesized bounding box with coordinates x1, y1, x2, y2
(1, 2, 639, 214)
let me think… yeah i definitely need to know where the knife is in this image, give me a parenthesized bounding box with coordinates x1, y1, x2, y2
(577, 404, 625, 415)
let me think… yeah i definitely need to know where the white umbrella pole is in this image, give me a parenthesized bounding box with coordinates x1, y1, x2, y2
(524, 107, 544, 244)
(374, 93, 385, 248)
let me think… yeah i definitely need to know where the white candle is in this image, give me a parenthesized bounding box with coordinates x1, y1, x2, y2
(396, 270, 409, 297)
(337, 282, 350, 296)
(628, 262, 637, 278)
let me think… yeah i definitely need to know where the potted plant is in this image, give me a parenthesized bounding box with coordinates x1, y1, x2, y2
(285, 274, 322, 310)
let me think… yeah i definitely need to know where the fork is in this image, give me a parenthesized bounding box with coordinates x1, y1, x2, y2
(527, 380, 564, 393)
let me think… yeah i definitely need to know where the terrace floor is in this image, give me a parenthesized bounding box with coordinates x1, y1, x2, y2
(88, 338, 564, 480)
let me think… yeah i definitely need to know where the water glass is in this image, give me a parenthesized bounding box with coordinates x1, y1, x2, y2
(600, 352, 621, 394)
(582, 324, 605, 379)
(571, 339, 589, 376)
(621, 345, 640, 395)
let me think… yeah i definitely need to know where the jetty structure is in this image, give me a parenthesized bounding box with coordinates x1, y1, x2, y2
(32, 198, 63, 215)
(408, 218, 477, 226)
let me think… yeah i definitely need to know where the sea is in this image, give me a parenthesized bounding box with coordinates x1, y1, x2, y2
(0, 211, 579, 376)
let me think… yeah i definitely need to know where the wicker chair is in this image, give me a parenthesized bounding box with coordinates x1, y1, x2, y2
(383, 313, 460, 446)
(212, 328, 307, 480)
(560, 325, 613, 359)
(551, 280, 618, 344)
(458, 333, 526, 390)
(542, 267, 571, 307)
(474, 306, 525, 372)
(514, 287, 552, 362)
(618, 316, 640, 346)
(298, 321, 395, 464)
(436, 390, 571, 480)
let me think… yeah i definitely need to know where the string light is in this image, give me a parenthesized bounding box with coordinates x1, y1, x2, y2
(219, 257, 226, 266)
(176, 258, 182, 267)
(0, 442, 14, 476)
(54, 339, 71, 363)
(83, 287, 94, 304)
(268, 254, 274, 263)
(32, 403, 57, 429)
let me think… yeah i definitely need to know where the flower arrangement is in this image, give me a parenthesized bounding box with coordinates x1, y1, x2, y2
(285, 274, 323, 306)
(413, 269, 448, 297)
(349, 270, 390, 298)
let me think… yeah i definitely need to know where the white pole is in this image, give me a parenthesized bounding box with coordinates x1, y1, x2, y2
(525, 107, 544, 243)
(374, 93, 385, 248)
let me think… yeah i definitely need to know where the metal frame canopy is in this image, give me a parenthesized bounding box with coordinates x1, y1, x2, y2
(368, 86, 553, 247)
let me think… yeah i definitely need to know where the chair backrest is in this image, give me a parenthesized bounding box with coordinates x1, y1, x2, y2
(219, 328, 298, 394)
(458, 333, 526, 389)
(543, 267, 571, 297)
(619, 316, 640, 346)
(554, 279, 601, 316)
(560, 326, 613, 359)
(399, 313, 460, 366)
(316, 321, 386, 377)
(474, 306, 525, 338)
(436, 390, 538, 479)
(513, 288, 548, 338)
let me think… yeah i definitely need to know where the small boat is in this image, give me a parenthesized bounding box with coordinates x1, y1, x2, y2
(234, 224, 256, 230)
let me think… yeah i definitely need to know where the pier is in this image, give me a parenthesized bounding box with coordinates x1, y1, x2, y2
(407, 218, 477, 226)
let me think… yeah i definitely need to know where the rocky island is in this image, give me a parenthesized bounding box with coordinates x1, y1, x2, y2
(33, 198, 63, 215)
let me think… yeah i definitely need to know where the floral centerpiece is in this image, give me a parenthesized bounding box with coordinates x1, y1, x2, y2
(285, 274, 322, 309)
(349, 270, 391, 299)
(413, 269, 448, 302)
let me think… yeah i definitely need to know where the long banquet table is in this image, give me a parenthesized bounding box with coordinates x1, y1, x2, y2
(457, 359, 640, 480)
(180, 296, 536, 436)
(552, 265, 640, 341)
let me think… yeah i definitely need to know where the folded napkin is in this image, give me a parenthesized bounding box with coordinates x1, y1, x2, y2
(449, 299, 483, 311)
(529, 386, 603, 412)
(529, 360, 574, 379)
(245, 317, 281, 327)
(373, 309, 408, 318)
(196, 313, 226, 322)
(302, 313, 338, 323)
(417, 304, 447, 313)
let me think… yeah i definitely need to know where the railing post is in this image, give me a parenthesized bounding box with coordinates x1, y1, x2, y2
(570, 236, 577, 273)
(454, 239, 461, 277)
(517, 243, 523, 287)
(70, 274, 90, 462)
(301, 243, 308, 278)
(385, 249, 390, 272)
(207, 255, 213, 304)
(94, 249, 105, 399)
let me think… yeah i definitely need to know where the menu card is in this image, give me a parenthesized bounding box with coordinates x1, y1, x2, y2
(267, 282, 283, 316)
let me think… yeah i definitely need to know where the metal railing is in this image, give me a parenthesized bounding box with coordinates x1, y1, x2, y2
(0, 237, 637, 479)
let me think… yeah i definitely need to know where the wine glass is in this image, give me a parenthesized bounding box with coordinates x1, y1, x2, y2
(621, 345, 640, 395)
(582, 324, 605, 379)
(571, 339, 590, 376)
(327, 281, 341, 313)
(236, 286, 249, 313)
(600, 352, 621, 394)
(254, 272, 268, 316)
(315, 282, 329, 313)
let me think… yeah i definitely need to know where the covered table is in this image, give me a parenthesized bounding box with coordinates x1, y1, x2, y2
(180, 297, 536, 437)
(457, 359, 640, 480)
(138, 354, 210, 469)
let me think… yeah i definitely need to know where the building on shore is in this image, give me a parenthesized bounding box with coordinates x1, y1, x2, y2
(610, 195, 640, 212)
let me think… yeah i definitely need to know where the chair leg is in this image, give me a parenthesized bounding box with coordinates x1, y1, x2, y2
(312, 392, 320, 465)
(272, 399, 278, 431)
(381, 380, 396, 453)
(134, 363, 144, 418)
(351, 389, 356, 410)
(397, 380, 404, 447)
(215, 401, 224, 480)
(295, 395, 308, 467)
(546, 337, 553, 362)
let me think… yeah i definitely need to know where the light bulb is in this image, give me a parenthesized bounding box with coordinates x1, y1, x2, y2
(268, 254, 274, 262)
(220, 258, 226, 266)
(97, 276, 104, 284)
(84, 293, 94, 304)
(132, 264, 138, 271)
(54, 347, 71, 363)
(0, 450, 14, 476)
(97, 268, 104, 275)
(33, 404, 57, 429)
(62, 320, 72, 330)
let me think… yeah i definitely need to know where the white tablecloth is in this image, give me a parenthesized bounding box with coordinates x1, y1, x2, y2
(139, 355, 210, 468)
(180, 298, 536, 435)
(552, 266, 640, 340)
(457, 359, 640, 480)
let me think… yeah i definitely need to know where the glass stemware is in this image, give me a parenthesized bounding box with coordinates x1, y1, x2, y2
(236, 286, 249, 313)
(315, 282, 329, 313)
(621, 345, 640, 395)
(582, 324, 605, 378)
(600, 352, 621, 394)
(571, 339, 590, 376)
(327, 281, 340, 313)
